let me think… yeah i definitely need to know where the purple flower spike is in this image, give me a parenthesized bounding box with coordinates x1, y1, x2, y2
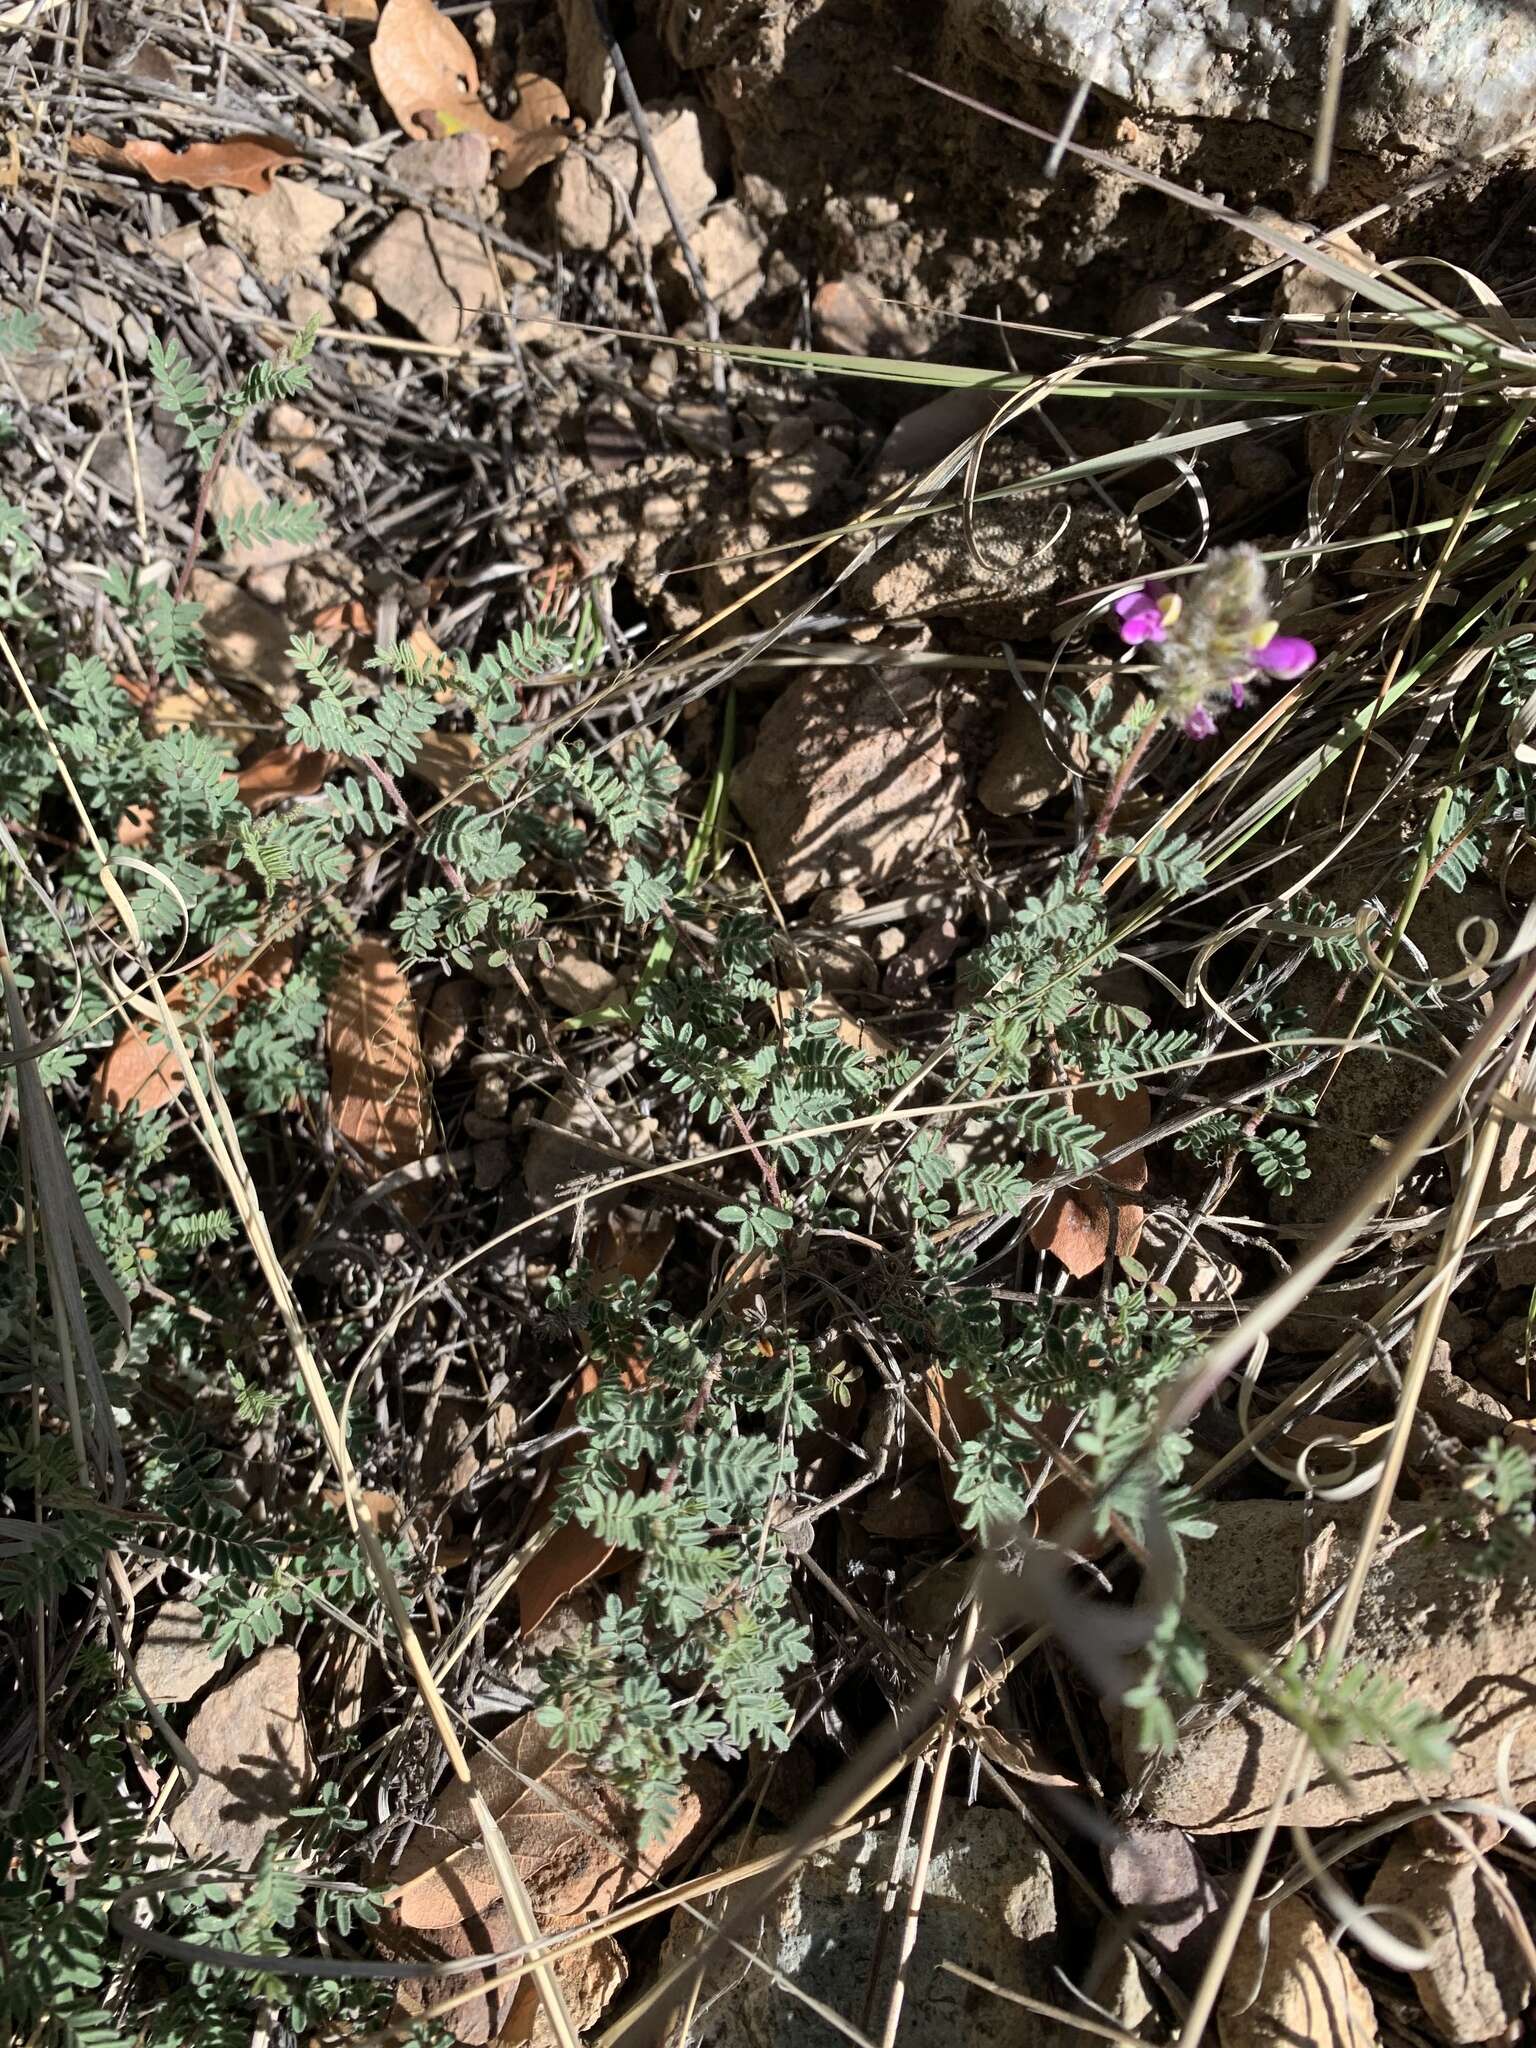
(1252, 634, 1316, 680)
(1229, 677, 1247, 709)
(1184, 704, 1217, 739)
(1114, 586, 1167, 645)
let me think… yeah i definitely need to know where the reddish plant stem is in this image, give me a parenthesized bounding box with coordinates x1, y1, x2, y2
(173, 419, 238, 607)
(725, 1097, 783, 1205)
(1075, 710, 1165, 888)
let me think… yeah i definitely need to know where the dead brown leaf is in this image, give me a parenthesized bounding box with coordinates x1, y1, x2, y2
(77, 134, 300, 195)
(413, 727, 497, 809)
(385, 1903, 625, 2045)
(1029, 1083, 1150, 1278)
(236, 740, 333, 812)
(327, 937, 433, 1176)
(325, 0, 378, 17)
(371, 0, 480, 139)
(371, 0, 571, 187)
(169, 1645, 313, 1865)
(92, 933, 296, 1118)
(385, 1712, 717, 1931)
(516, 1353, 648, 1635)
(924, 1367, 1087, 1545)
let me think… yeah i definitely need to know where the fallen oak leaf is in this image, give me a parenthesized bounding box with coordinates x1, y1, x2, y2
(412, 727, 498, 810)
(236, 740, 333, 812)
(383, 1710, 720, 1931)
(429, 73, 573, 192)
(92, 931, 296, 1118)
(370, 0, 571, 186)
(327, 937, 434, 1179)
(371, 0, 480, 140)
(72, 133, 301, 195)
(1029, 1082, 1150, 1279)
(516, 1351, 648, 1635)
(381, 1904, 625, 2044)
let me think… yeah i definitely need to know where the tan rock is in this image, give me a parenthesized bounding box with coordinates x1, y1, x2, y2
(660, 199, 767, 322)
(287, 283, 331, 327)
(537, 948, 621, 1014)
(1217, 1895, 1376, 2048)
(352, 211, 493, 346)
(978, 692, 1083, 816)
(523, 1084, 656, 1215)
(389, 131, 494, 195)
(1365, 1819, 1531, 2043)
(732, 667, 963, 905)
(748, 437, 849, 523)
(337, 279, 378, 322)
(1129, 1498, 1536, 1830)
(186, 242, 248, 312)
(170, 1646, 313, 1866)
(842, 453, 1137, 634)
(812, 273, 933, 357)
(556, 0, 614, 125)
(218, 180, 345, 285)
(550, 99, 716, 254)
(133, 1598, 222, 1705)
(263, 401, 335, 477)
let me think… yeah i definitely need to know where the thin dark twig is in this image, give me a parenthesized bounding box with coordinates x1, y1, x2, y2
(586, 0, 725, 393)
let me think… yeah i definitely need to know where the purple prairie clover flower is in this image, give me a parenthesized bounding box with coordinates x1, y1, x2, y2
(1110, 547, 1317, 737)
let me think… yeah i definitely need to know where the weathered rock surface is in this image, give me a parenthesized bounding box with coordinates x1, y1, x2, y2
(551, 100, 719, 254)
(947, 0, 1536, 160)
(659, 1802, 1064, 2046)
(841, 457, 1137, 634)
(169, 1646, 313, 1866)
(1128, 1499, 1536, 1830)
(1217, 1894, 1377, 2048)
(1366, 1819, 1532, 2043)
(731, 667, 964, 904)
(134, 1599, 222, 1706)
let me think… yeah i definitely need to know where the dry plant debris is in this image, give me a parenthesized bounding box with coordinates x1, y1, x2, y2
(8, 4, 1536, 2045)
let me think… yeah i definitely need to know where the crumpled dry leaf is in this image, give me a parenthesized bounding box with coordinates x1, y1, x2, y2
(924, 1367, 1087, 1545)
(412, 727, 497, 809)
(370, 0, 571, 188)
(516, 1352, 648, 1635)
(237, 740, 333, 812)
(1029, 1083, 1151, 1279)
(327, 937, 433, 1177)
(385, 1712, 718, 1931)
(72, 133, 299, 196)
(169, 1646, 314, 1866)
(126, 135, 299, 195)
(384, 1902, 626, 2044)
(92, 932, 296, 1118)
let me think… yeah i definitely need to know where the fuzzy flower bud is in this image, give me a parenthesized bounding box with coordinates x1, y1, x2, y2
(1110, 546, 1316, 737)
